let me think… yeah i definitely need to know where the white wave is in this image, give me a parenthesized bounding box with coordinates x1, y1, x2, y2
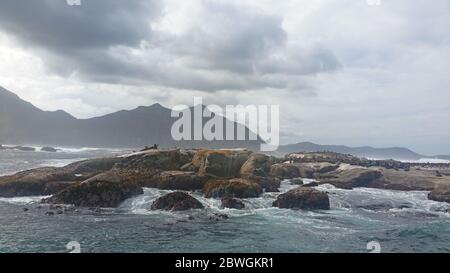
(317, 184, 450, 217)
(0, 196, 49, 205)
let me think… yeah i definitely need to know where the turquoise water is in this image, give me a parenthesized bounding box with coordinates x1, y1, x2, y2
(0, 149, 449, 253)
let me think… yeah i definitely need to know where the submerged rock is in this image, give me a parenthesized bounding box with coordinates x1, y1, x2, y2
(150, 192, 204, 211)
(41, 147, 57, 152)
(221, 197, 245, 209)
(428, 186, 450, 203)
(14, 146, 35, 152)
(203, 178, 262, 198)
(273, 187, 330, 210)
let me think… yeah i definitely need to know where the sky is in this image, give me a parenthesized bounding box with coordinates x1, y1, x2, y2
(0, 0, 449, 155)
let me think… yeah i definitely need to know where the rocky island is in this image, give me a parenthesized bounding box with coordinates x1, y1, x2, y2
(1, 149, 449, 214)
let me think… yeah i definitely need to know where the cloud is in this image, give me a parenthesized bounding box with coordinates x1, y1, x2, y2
(0, 0, 340, 92)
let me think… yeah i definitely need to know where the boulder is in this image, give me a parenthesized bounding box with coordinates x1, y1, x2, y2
(143, 171, 209, 191)
(428, 186, 450, 203)
(240, 153, 272, 178)
(150, 192, 204, 211)
(192, 149, 252, 177)
(323, 168, 382, 189)
(221, 197, 245, 209)
(203, 178, 262, 198)
(270, 163, 300, 179)
(43, 170, 144, 207)
(253, 177, 281, 192)
(273, 187, 330, 210)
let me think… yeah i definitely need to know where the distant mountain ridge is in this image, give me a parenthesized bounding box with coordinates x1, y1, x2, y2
(0, 86, 261, 150)
(275, 141, 449, 161)
(1, 86, 448, 160)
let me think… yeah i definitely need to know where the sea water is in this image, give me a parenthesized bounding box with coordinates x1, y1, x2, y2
(0, 149, 449, 253)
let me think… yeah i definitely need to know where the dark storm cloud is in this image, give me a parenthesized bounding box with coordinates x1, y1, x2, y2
(0, 0, 340, 91)
(0, 0, 158, 50)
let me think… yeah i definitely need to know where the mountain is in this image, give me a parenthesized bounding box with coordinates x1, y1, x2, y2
(276, 141, 426, 160)
(0, 86, 262, 150)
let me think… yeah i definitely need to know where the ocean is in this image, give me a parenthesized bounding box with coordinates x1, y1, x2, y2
(0, 148, 449, 253)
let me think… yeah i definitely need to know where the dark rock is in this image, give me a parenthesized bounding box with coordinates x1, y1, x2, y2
(290, 178, 304, 185)
(45, 211, 54, 216)
(150, 192, 204, 211)
(14, 146, 35, 152)
(273, 187, 330, 210)
(23, 208, 29, 212)
(428, 186, 450, 203)
(43, 171, 144, 208)
(203, 178, 262, 198)
(221, 197, 245, 209)
(41, 147, 57, 152)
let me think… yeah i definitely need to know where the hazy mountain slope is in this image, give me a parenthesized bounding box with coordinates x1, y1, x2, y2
(0, 87, 261, 150)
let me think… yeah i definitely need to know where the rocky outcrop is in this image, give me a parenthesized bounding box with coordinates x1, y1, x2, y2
(203, 178, 262, 198)
(0, 167, 78, 197)
(192, 149, 252, 177)
(240, 153, 272, 178)
(367, 168, 444, 191)
(143, 171, 210, 191)
(221, 197, 245, 209)
(43, 170, 144, 207)
(0, 157, 122, 197)
(118, 149, 193, 172)
(428, 186, 450, 203)
(270, 163, 300, 179)
(273, 187, 330, 210)
(150, 192, 204, 211)
(322, 168, 382, 189)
